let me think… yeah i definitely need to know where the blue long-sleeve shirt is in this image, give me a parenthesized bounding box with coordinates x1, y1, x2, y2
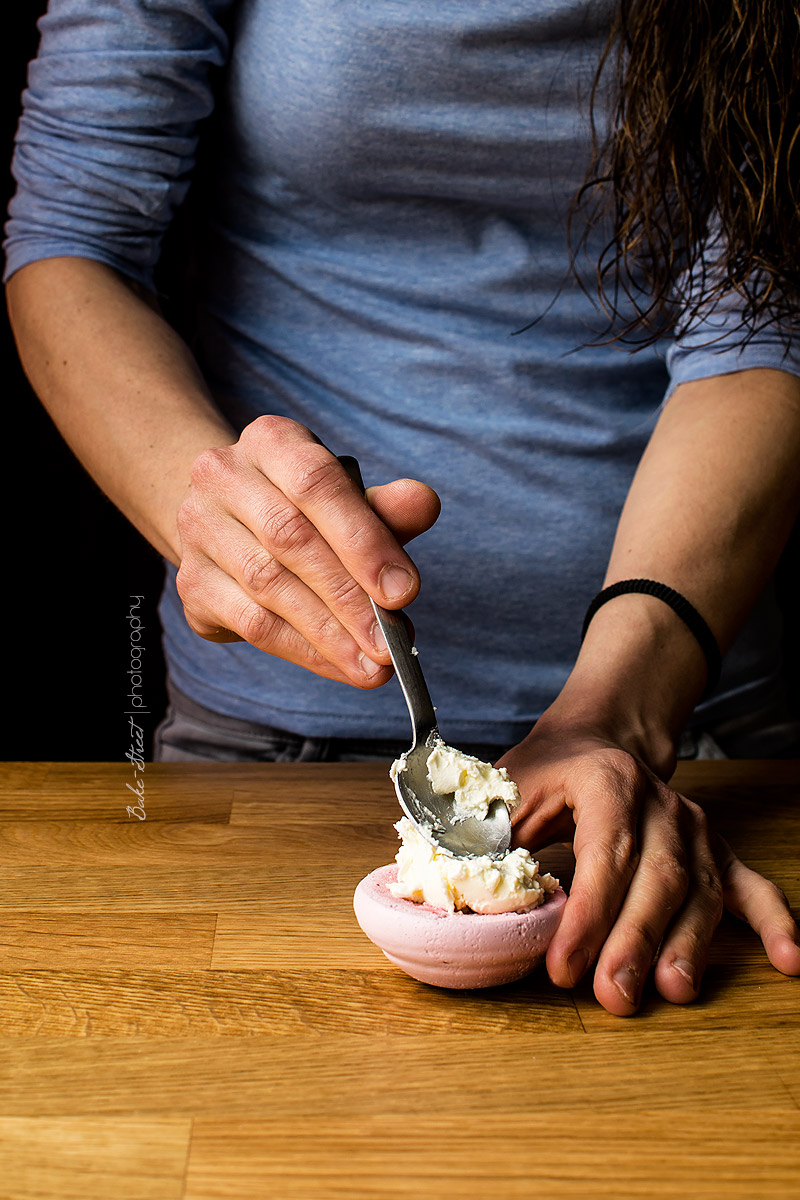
(6, 0, 799, 742)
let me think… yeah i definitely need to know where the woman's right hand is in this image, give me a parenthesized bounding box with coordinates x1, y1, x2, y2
(175, 415, 441, 685)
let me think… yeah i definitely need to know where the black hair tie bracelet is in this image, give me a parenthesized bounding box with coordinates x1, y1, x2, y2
(581, 579, 722, 699)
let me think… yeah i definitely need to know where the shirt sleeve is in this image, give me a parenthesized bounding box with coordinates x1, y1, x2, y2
(3, 0, 235, 288)
(665, 224, 800, 397)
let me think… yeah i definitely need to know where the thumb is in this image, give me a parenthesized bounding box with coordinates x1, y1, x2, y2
(365, 478, 441, 546)
(495, 747, 577, 850)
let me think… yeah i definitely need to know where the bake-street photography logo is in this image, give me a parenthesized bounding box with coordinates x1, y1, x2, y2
(125, 595, 148, 819)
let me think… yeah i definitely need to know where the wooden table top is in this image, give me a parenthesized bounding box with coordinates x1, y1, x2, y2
(0, 759, 797, 1199)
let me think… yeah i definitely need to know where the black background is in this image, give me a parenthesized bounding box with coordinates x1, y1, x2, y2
(2, 2, 168, 761)
(3, 3, 798, 762)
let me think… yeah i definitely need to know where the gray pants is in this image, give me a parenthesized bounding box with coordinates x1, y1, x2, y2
(153, 680, 512, 764)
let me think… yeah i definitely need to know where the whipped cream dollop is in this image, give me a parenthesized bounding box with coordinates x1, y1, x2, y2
(389, 817, 558, 915)
(387, 743, 557, 914)
(424, 743, 521, 822)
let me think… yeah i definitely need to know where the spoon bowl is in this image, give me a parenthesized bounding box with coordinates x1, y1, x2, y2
(392, 730, 513, 858)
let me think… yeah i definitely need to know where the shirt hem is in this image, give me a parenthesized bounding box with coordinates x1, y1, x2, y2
(2, 241, 155, 289)
(165, 659, 541, 745)
(664, 352, 800, 402)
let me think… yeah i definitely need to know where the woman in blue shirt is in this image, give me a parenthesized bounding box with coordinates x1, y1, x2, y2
(5, 0, 800, 1014)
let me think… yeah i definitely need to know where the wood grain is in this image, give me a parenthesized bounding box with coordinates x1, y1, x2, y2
(0, 914, 215, 970)
(0, 968, 578, 1037)
(0, 760, 797, 1200)
(0, 763, 234, 822)
(0, 1031, 795, 1117)
(0, 1118, 191, 1200)
(183, 1112, 800, 1200)
(0, 819, 311, 866)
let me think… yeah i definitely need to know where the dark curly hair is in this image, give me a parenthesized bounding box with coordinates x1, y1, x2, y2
(572, 0, 800, 347)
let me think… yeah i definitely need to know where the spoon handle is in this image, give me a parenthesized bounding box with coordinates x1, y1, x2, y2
(369, 599, 439, 747)
(338, 455, 439, 746)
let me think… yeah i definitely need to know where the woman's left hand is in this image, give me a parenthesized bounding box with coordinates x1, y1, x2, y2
(498, 723, 800, 1016)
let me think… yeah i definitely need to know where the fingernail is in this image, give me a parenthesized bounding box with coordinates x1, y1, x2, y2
(612, 965, 640, 1006)
(379, 564, 413, 602)
(671, 958, 695, 989)
(359, 653, 384, 679)
(567, 949, 589, 986)
(371, 620, 388, 654)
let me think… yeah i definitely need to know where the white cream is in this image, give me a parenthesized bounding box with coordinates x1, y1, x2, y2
(424, 743, 521, 822)
(388, 816, 558, 915)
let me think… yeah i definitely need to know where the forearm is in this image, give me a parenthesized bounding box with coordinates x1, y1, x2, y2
(505, 368, 800, 1012)
(542, 368, 800, 775)
(6, 257, 236, 564)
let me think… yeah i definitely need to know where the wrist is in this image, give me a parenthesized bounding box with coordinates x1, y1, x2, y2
(581, 579, 722, 698)
(540, 591, 709, 778)
(126, 412, 237, 566)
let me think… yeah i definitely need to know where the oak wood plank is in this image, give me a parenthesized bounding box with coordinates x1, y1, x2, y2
(0, 968, 579, 1037)
(0, 820, 339, 867)
(9, 760, 792, 791)
(0, 914, 215, 970)
(0, 763, 49, 793)
(209, 901, 416, 970)
(0, 1031, 795, 1118)
(0, 866, 372, 912)
(183, 1112, 800, 1200)
(766, 1039, 800, 1108)
(672, 762, 800, 853)
(228, 761, 394, 807)
(0, 1118, 190, 1200)
(0, 763, 233, 822)
(671, 760, 800, 789)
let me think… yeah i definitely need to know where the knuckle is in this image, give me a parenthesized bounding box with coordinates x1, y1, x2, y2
(175, 564, 190, 603)
(659, 785, 684, 821)
(337, 517, 376, 557)
(593, 745, 640, 785)
(614, 920, 660, 963)
(175, 556, 203, 603)
(687, 799, 711, 839)
(242, 412, 295, 446)
(304, 641, 337, 676)
(176, 502, 195, 540)
(247, 413, 282, 439)
(600, 827, 639, 876)
(177, 488, 213, 544)
(584, 746, 646, 807)
(190, 446, 231, 489)
(328, 570, 369, 614)
(260, 501, 314, 558)
(237, 603, 281, 648)
(306, 604, 347, 653)
(695, 863, 725, 916)
(239, 546, 281, 596)
(761, 877, 790, 908)
(646, 849, 690, 906)
(285, 451, 342, 505)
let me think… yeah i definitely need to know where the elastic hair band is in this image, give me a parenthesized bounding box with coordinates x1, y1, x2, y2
(581, 579, 722, 698)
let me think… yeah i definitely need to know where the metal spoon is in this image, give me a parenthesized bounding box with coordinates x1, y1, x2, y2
(338, 455, 512, 859)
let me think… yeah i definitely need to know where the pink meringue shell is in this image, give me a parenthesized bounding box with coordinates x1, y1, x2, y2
(353, 864, 566, 989)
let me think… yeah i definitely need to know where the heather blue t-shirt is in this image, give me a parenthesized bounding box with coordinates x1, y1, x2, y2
(6, 0, 799, 742)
